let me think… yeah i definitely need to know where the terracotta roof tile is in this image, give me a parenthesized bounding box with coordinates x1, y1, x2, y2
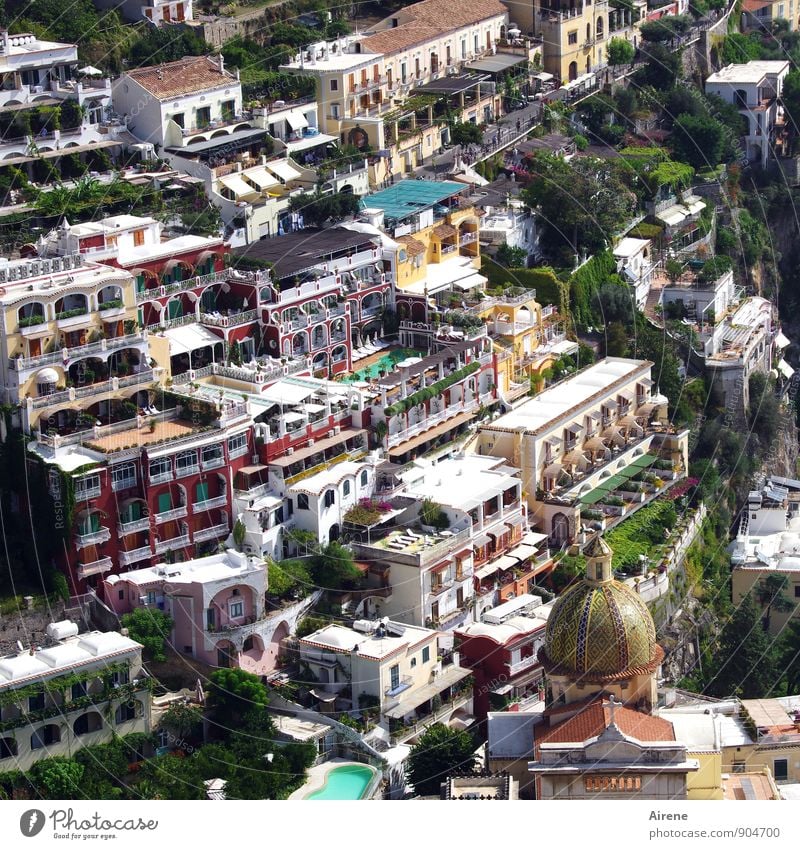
(362, 0, 507, 56)
(397, 235, 426, 256)
(433, 223, 457, 238)
(538, 700, 675, 745)
(125, 56, 238, 101)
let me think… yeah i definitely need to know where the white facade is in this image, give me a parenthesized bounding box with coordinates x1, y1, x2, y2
(705, 61, 789, 168)
(613, 237, 654, 310)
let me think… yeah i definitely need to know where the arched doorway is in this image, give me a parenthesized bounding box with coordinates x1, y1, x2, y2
(267, 621, 290, 670)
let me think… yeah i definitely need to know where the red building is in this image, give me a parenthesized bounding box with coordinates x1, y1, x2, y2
(455, 594, 549, 725)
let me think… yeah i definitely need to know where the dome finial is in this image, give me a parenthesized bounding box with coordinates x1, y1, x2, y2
(584, 535, 613, 583)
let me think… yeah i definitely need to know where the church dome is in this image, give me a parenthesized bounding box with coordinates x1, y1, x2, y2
(540, 562, 663, 683)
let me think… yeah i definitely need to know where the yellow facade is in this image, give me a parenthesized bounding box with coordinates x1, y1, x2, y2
(0, 260, 161, 433)
(685, 749, 724, 800)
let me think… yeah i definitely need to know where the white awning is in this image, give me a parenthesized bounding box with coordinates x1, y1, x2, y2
(474, 562, 499, 580)
(260, 381, 315, 406)
(218, 173, 260, 200)
(656, 205, 687, 227)
(164, 324, 222, 355)
(683, 196, 706, 215)
(493, 554, 521, 572)
(776, 331, 791, 349)
(241, 167, 280, 192)
(286, 132, 338, 154)
(778, 359, 795, 379)
(265, 159, 304, 183)
(452, 272, 488, 291)
(285, 110, 309, 131)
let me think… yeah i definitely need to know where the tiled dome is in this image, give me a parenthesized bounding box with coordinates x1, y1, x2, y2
(540, 578, 661, 683)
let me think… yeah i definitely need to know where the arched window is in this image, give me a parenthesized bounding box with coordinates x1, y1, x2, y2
(360, 470, 368, 486)
(343, 479, 351, 497)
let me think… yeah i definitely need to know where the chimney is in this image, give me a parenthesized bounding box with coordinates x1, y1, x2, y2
(219, 54, 225, 76)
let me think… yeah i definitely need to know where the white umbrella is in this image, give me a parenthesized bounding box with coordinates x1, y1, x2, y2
(78, 65, 103, 77)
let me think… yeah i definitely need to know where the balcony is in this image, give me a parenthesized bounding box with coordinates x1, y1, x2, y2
(385, 675, 413, 698)
(194, 522, 229, 543)
(154, 534, 190, 555)
(111, 475, 137, 493)
(149, 470, 174, 485)
(9, 331, 147, 372)
(118, 516, 150, 536)
(56, 309, 91, 331)
(154, 505, 188, 524)
(77, 556, 113, 580)
(118, 546, 152, 567)
(74, 484, 102, 501)
(200, 309, 258, 328)
(201, 455, 225, 470)
(75, 527, 111, 550)
(193, 494, 228, 511)
(507, 654, 540, 676)
(349, 75, 387, 94)
(175, 463, 200, 480)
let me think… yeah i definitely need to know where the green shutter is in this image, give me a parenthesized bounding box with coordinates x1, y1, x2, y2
(195, 482, 208, 503)
(168, 300, 182, 319)
(157, 492, 172, 513)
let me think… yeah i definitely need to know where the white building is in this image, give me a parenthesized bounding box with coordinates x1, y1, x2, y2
(0, 621, 150, 771)
(0, 30, 115, 164)
(613, 237, 654, 310)
(705, 60, 790, 168)
(94, 0, 193, 25)
(113, 55, 250, 151)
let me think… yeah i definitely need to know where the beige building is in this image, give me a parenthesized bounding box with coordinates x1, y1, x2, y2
(0, 253, 161, 435)
(0, 621, 150, 772)
(473, 357, 687, 543)
(281, 0, 508, 182)
(298, 619, 472, 737)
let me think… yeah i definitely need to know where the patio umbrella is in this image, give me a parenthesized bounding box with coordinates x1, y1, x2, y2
(78, 65, 103, 76)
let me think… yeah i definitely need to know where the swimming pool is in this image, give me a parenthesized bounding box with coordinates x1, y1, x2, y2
(307, 764, 376, 800)
(343, 348, 425, 383)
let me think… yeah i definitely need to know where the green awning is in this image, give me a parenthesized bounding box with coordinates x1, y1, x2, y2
(579, 454, 658, 505)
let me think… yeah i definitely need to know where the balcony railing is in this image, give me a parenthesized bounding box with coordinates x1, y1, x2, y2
(77, 556, 113, 580)
(9, 332, 146, 371)
(118, 516, 150, 536)
(387, 398, 478, 447)
(154, 534, 190, 555)
(75, 527, 111, 549)
(175, 463, 200, 479)
(201, 455, 225, 470)
(194, 522, 229, 543)
(507, 654, 540, 676)
(149, 470, 174, 485)
(193, 494, 228, 511)
(136, 270, 232, 304)
(74, 484, 102, 501)
(200, 309, 258, 328)
(385, 675, 413, 697)
(118, 546, 152, 567)
(154, 505, 188, 524)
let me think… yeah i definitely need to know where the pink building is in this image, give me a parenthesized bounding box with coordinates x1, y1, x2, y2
(104, 548, 300, 674)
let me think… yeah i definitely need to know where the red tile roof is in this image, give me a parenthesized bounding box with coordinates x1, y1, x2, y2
(362, 0, 507, 55)
(538, 700, 675, 746)
(125, 56, 237, 101)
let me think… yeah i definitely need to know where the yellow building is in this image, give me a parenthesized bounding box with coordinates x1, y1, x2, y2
(474, 289, 576, 387)
(0, 254, 163, 435)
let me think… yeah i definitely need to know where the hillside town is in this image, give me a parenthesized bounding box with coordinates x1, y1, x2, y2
(0, 0, 800, 804)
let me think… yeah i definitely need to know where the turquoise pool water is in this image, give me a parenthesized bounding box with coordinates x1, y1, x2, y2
(342, 348, 425, 383)
(307, 764, 375, 800)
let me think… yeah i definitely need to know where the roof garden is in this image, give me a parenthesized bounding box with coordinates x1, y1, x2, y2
(362, 180, 468, 225)
(578, 454, 659, 505)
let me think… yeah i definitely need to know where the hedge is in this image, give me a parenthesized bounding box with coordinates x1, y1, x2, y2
(568, 250, 618, 328)
(384, 361, 480, 418)
(480, 258, 566, 310)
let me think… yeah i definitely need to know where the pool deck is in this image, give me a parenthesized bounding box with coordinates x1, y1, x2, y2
(289, 758, 380, 800)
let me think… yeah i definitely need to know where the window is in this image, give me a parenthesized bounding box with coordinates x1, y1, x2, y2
(330, 79, 338, 91)
(324, 489, 336, 508)
(230, 601, 244, 619)
(795, 585, 800, 598)
(774, 759, 788, 782)
(390, 664, 400, 690)
(133, 230, 145, 247)
(75, 474, 101, 500)
(343, 480, 351, 497)
(173, 112, 184, 128)
(331, 103, 340, 118)
(118, 589, 124, 600)
(360, 469, 368, 486)
(410, 657, 417, 668)
(145, 590, 157, 606)
(422, 646, 430, 664)
(28, 693, 45, 712)
(111, 463, 136, 491)
(297, 493, 309, 510)
(71, 681, 87, 700)
(401, 62, 407, 83)
(474, 34, 479, 53)
(228, 433, 248, 458)
(202, 445, 223, 466)
(111, 668, 129, 686)
(149, 457, 171, 481)
(568, 30, 578, 45)
(115, 703, 136, 723)
(196, 106, 211, 127)
(176, 450, 199, 475)
(584, 775, 641, 792)
(0, 738, 16, 759)
(461, 39, 466, 59)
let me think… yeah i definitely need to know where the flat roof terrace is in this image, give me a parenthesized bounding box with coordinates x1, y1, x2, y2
(362, 180, 468, 224)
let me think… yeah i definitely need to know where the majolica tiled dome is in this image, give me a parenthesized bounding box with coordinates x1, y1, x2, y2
(540, 539, 663, 683)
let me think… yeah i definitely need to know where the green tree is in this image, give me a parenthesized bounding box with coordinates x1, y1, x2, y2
(706, 593, 778, 698)
(267, 558, 312, 599)
(407, 723, 478, 796)
(636, 43, 681, 90)
(603, 321, 629, 357)
(160, 702, 204, 742)
(665, 258, 684, 283)
(495, 242, 527, 268)
(607, 37, 635, 66)
(748, 372, 781, 449)
(420, 498, 450, 531)
(208, 668, 269, 725)
(134, 752, 206, 800)
(753, 573, 794, 633)
(310, 541, 363, 590)
(232, 517, 246, 551)
(450, 121, 483, 146)
(29, 757, 84, 799)
(671, 113, 725, 170)
(782, 69, 800, 148)
(120, 607, 174, 662)
(778, 618, 800, 693)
